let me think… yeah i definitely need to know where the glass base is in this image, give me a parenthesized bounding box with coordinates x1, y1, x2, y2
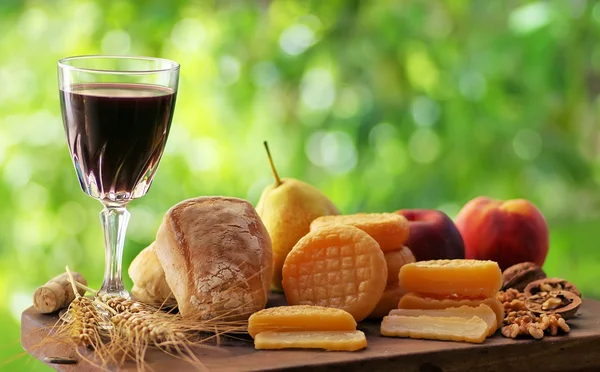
(98, 285, 130, 300)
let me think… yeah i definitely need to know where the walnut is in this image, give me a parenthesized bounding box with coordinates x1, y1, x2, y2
(501, 313, 541, 339)
(538, 313, 570, 336)
(542, 296, 563, 311)
(528, 324, 545, 339)
(505, 310, 537, 325)
(497, 288, 527, 303)
(502, 262, 546, 291)
(502, 310, 571, 339)
(498, 289, 527, 313)
(499, 280, 575, 340)
(501, 323, 520, 338)
(524, 278, 581, 298)
(526, 290, 581, 320)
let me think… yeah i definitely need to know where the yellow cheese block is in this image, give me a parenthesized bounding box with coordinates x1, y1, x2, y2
(310, 213, 410, 252)
(381, 315, 488, 344)
(398, 260, 502, 298)
(254, 331, 367, 351)
(388, 304, 497, 336)
(398, 292, 504, 331)
(247, 305, 356, 338)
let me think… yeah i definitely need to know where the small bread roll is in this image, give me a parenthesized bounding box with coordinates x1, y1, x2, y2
(154, 196, 273, 320)
(128, 244, 176, 306)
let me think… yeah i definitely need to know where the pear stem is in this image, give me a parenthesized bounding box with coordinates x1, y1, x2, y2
(263, 141, 282, 187)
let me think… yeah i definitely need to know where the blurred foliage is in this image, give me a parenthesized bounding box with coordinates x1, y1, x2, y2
(1, 0, 600, 370)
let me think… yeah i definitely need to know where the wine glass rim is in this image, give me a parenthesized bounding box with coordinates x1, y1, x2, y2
(58, 55, 180, 75)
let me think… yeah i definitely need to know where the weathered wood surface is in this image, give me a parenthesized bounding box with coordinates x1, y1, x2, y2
(21, 294, 600, 372)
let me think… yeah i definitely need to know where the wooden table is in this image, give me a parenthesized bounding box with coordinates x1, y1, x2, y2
(21, 296, 600, 372)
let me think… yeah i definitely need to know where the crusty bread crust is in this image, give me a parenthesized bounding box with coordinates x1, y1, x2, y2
(154, 196, 272, 320)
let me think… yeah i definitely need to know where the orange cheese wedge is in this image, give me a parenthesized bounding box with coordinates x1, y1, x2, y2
(381, 315, 488, 344)
(247, 305, 356, 338)
(399, 259, 502, 298)
(254, 331, 367, 351)
(310, 213, 410, 252)
(388, 304, 497, 336)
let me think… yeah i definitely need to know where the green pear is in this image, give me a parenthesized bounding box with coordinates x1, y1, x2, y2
(256, 142, 340, 291)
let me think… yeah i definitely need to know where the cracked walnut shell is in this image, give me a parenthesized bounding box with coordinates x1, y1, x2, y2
(524, 277, 581, 298)
(525, 290, 581, 320)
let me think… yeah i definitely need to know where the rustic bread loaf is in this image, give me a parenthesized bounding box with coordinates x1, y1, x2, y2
(154, 196, 273, 320)
(128, 243, 176, 306)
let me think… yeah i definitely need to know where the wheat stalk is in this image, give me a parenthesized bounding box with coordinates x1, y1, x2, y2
(30, 265, 267, 371)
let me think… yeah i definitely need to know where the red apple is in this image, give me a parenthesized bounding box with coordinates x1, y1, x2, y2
(395, 209, 465, 261)
(455, 197, 549, 271)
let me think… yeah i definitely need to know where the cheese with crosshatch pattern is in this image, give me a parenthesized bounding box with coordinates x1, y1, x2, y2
(282, 225, 387, 321)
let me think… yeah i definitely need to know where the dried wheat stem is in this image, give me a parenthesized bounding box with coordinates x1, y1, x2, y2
(65, 265, 79, 298)
(76, 282, 98, 296)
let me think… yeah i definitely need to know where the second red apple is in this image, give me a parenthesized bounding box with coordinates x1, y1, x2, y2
(395, 209, 465, 261)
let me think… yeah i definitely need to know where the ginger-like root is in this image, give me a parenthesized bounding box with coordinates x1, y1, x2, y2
(33, 271, 87, 313)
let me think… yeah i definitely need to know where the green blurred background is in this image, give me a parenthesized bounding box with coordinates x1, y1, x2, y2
(1, 0, 600, 370)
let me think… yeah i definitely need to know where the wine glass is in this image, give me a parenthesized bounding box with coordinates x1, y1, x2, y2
(58, 55, 180, 298)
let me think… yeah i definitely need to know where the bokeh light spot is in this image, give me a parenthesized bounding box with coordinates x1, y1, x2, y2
(101, 30, 131, 55)
(411, 96, 440, 127)
(219, 56, 241, 85)
(73, 2, 101, 36)
(184, 137, 221, 172)
(593, 2, 600, 23)
(369, 122, 399, 148)
(459, 72, 487, 101)
(301, 68, 336, 111)
(128, 206, 159, 242)
(18, 8, 48, 40)
(509, 2, 551, 34)
(513, 128, 543, 161)
(408, 128, 441, 164)
(279, 24, 314, 56)
(10, 291, 31, 321)
(405, 44, 439, 93)
(3, 155, 32, 188)
(306, 131, 357, 174)
(171, 18, 206, 52)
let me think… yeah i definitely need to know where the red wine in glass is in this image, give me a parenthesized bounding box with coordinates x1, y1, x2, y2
(60, 83, 176, 202)
(58, 56, 179, 298)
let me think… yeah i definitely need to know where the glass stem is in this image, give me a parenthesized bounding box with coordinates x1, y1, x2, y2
(99, 203, 131, 298)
